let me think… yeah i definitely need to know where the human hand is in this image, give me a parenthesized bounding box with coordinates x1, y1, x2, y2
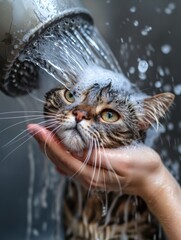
(27, 124, 167, 200)
(27, 123, 181, 240)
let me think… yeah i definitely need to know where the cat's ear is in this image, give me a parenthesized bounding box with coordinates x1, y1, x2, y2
(137, 92, 175, 130)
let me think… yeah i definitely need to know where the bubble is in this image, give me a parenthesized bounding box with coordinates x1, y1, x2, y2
(141, 26, 152, 36)
(161, 44, 172, 54)
(138, 59, 149, 73)
(105, 22, 110, 26)
(174, 84, 181, 95)
(133, 20, 139, 27)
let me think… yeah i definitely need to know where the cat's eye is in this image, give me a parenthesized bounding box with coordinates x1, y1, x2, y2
(64, 89, 75, 103)
(101, 109, 120, 123)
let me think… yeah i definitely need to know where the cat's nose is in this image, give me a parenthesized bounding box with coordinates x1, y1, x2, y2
(72, 109, 88, 122)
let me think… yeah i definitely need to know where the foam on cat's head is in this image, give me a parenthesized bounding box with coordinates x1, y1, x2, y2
(75, 65, 147, 102)
(77, 65, 132, 90)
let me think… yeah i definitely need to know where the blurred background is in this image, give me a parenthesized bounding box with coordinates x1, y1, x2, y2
(0, 0, 180, 239)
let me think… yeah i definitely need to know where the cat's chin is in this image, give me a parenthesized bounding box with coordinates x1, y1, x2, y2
(58, 129, 86, 152)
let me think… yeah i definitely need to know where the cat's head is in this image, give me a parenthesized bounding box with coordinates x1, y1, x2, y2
(44, 66, 175, 152)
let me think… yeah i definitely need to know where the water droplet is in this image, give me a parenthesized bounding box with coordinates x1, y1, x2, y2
(155, 81, 162, 88)
(130, 6, 136, 13)
(159, 125, 166, 134)
(14, 44, 19, 49)
(42, 222, 48, 231)
(165, 67, 170, 75)
(129, 66, 135, 74)
(138, 59, 149, 73)
(168, 122, 174, 131)
(32, 229, 39, 237)
(120, 38, 124, 43)
(161, 44, 172, 54)
(148, 60, 154, 67)
(133, 20, 139, 27)
(139, 72, 146, 80)
(174, 84, 181, 95)
(141, 26, 152, 36)
(165, 3, 176, 15)
(157, 66, 165, 76)
(156, 7, 162, 13)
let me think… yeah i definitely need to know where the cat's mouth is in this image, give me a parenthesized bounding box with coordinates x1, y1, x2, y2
(69, 125, 86, 143)
(58, 125, 87, 152)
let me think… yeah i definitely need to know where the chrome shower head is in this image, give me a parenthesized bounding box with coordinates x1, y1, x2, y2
(0, 0, 92, 96)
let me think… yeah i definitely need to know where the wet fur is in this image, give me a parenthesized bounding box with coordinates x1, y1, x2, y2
(44, 66, 174, 239)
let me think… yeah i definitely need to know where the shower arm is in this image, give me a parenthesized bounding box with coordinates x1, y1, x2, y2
(0, 0, 92, 96)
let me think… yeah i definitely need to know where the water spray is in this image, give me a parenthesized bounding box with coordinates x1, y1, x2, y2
(0, 0, 120, 97)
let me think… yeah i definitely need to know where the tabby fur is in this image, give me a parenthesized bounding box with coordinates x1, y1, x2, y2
(44, 65, 174, 239)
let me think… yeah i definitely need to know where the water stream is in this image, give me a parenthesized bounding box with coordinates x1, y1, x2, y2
(20, 15, 121, 90)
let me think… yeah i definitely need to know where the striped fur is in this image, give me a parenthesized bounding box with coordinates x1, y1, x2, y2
(44, 82, 174, 240)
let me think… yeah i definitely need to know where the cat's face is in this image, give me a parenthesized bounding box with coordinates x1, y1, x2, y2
(44, 67, 175, 152)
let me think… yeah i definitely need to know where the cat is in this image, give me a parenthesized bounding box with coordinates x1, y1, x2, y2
(44, 64, 175, 240)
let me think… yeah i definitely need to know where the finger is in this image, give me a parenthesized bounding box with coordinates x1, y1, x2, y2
(27, 124, 82, 174)
(76, 147, 129, 172)
(80, 145, 151, 175)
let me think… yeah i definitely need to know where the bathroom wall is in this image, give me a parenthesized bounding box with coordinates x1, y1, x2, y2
(0, 1, 180, 239)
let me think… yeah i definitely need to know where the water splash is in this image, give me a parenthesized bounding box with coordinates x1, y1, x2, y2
(20, 15, 121, 88)
(141, 26, 152, 36)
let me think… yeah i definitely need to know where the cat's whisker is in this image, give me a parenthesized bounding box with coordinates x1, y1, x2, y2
(0, 115, 53, 135)
(95, 138, 109, 217)
(87, 138, 98, 195)
(0, 114, 46, 120)
(0, 129, 45, 164)
(101, 144, 122, 193)
(0, 110, 45, 115)
(94, 137, 102, 188)
(70, 137, 94, 179)
(38, 123, 62, 162)
(2, 119, 56, 148)
(27, 92, 46, 104)
(2, 129, 31, 148)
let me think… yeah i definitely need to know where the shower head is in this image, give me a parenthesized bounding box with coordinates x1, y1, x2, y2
(0, 0, 92, 96)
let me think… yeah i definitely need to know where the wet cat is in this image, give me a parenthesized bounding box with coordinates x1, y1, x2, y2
(44, 64, 174, 240)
